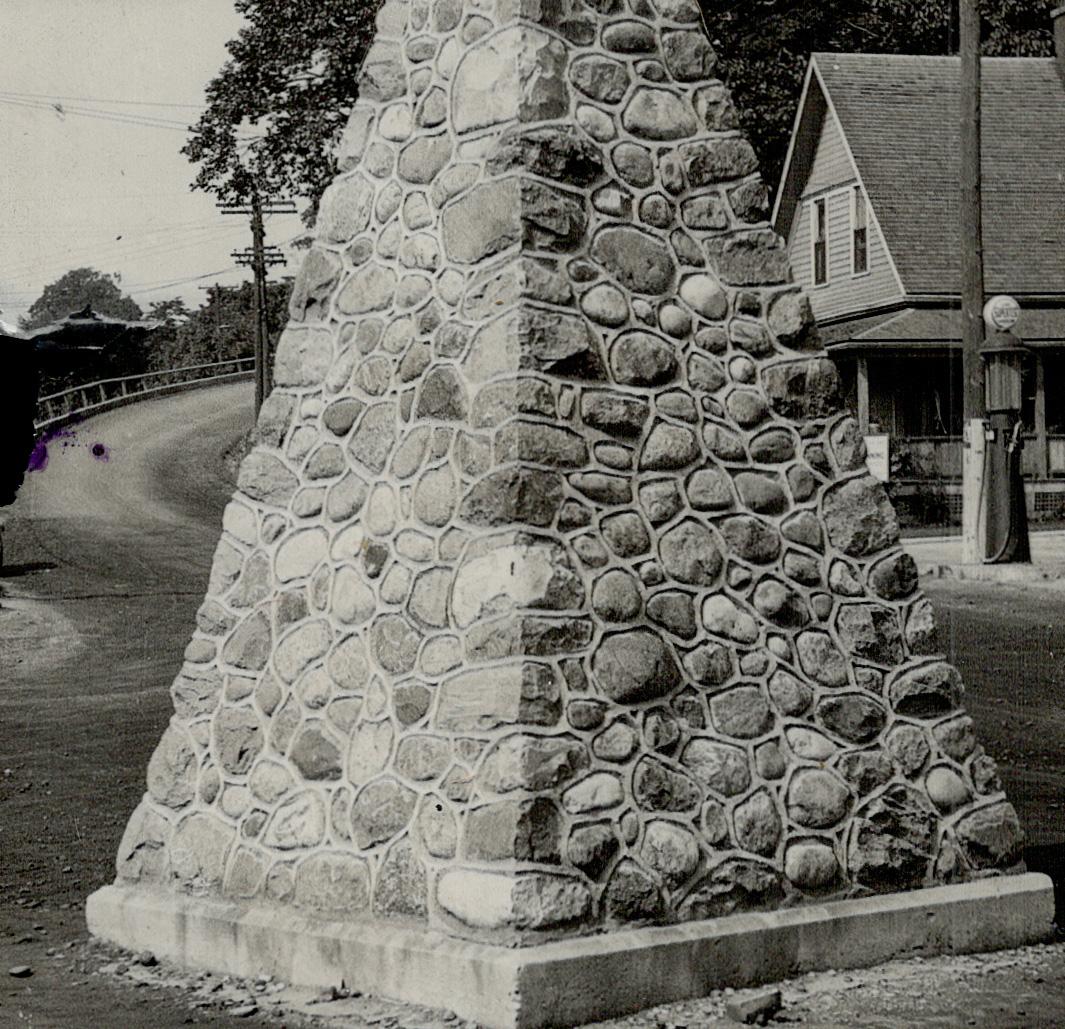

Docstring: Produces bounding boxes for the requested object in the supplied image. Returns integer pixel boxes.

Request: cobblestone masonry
[113,0,1024,945]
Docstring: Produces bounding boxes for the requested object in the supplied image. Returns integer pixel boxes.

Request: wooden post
[960,0,987,562]
[1034,351,1049,479]
[250,190,268,419]
[856,356,870,433]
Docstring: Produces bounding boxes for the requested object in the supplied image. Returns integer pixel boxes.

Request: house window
[812,198,828,285]
[852,186,869,274]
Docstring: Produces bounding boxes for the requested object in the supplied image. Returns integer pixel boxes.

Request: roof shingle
[814,53,1065,296]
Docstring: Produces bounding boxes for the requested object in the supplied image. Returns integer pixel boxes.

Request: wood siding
[785,107,902,322]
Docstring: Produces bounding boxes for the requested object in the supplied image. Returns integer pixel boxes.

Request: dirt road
[1,381,1063,1027]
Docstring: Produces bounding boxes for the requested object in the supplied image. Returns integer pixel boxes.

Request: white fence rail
[34,357,255,431]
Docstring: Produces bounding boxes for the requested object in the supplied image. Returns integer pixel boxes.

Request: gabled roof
[775,53,1065,298]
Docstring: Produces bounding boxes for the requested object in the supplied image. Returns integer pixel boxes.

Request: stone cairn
[114,0,1023,945]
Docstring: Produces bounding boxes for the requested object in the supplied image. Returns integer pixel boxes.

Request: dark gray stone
[632,756,701,812]
[592,629,683,704]
[848,784,937,891]
[659,519,723,586]
[817,695,888,744]
[591,226,677,295]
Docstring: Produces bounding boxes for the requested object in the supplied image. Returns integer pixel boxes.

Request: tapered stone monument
[88,1,1052,1025]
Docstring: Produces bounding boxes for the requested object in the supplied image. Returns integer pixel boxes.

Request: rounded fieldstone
[786,769,851,828]
[576,103,616,141]
[822,476,900,558]
[786,727,839,762]
[682,642,734,686]
[847,784,937,890]
[214,707,263,776]
[592,569,643,622]
[657,302,691,338]
[622,87,698,140]
[686,467,733,511]
[660,519,723,586]
[710,686,773,740]
[726,389,769,427]
[888,662,963,718]
[784,841,839,889]
[568,699,606,731]
[640,422,699,470]
[633,756,701,812]
[644,708,681,752]
[603,859,666,922]
[752,578,809,628]
[640,820,701,891]
[796,630,849,687]
[701,595,758,643]
[955,802,1022,869]
[679,274,728,319]
[571,55,630,103]
[828,559,863,597]
[681,738,750,797]
[925,765,971,814]
[147,724,197,809]
[563,772,625,814]
[662,29,717,80]
[783,550,821,587]
[755,740,787,780]
[719,516,782,565]
[733,789,782,856]
[600,511,651,558]
[817,694,888,744]
[593,719,640,763]
[613,141,655,186]
[905,598,938,654]
[610,330,678,386]
[680,858,783,921]
[750,429,796,464]
[580,282,629,326]
[886,723,931,776]
[592,629,683,705]
[592,227,677,295]
[647,590,697,640]
[568,823,620,879]
[350,778,417,850]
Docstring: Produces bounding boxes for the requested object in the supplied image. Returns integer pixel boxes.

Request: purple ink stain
[27,425,77,473]
[26,418,86,474]
[91,442,110,461]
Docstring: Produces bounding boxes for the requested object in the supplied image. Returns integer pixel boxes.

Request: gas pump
[980,295,1031,564]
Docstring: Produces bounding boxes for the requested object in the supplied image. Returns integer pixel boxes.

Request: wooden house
[773,19,1065,519]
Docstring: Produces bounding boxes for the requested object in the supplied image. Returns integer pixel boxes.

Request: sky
[0,0,306,325]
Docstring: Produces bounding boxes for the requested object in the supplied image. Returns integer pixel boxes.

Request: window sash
[811,199,828,285]
[851,187,869,275]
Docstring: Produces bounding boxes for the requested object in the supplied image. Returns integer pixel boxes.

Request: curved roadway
[1,381,253,911]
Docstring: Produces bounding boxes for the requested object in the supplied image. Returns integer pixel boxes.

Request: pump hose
[984,420,1023,564]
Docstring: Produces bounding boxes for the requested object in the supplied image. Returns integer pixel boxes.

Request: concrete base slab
[87,874,1055,1029]
[919,560,1065,588]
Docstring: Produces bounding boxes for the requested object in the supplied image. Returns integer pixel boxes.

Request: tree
[145,281,292,373]
[182,0,377,217]
[21,267,142,331]
[705,0,1055,192]
[183,0,1055,216]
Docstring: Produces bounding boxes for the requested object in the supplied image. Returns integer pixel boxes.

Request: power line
[0,95,192,132]
[0,224,246,283]
[0,88,204,109]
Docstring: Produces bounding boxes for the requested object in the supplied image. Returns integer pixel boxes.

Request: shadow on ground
[0,560,58,577]
[1025,844,1065,929]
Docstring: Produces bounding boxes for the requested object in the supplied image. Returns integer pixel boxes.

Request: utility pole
[220,190,295,417]
[960,0,987,563]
